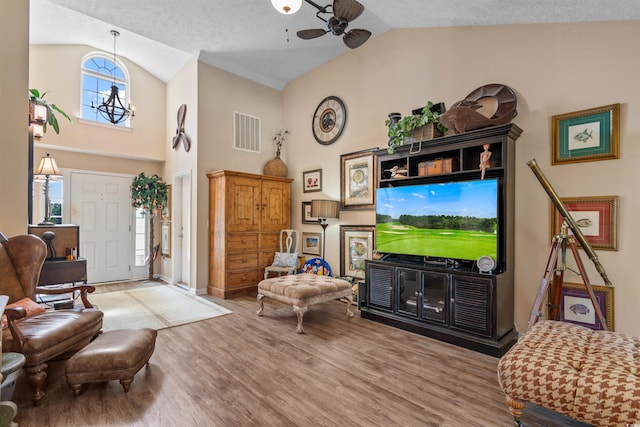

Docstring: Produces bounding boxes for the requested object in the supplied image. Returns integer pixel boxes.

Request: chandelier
[92,30,135,125]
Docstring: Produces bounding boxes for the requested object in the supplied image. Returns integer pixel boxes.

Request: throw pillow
[272,252,298,268]
[2,297,45,328]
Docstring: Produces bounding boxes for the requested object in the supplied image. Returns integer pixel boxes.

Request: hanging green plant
[131,173,168,214]
[131,172,168,280]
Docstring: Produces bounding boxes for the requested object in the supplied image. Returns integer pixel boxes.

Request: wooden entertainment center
[360,123,522,356]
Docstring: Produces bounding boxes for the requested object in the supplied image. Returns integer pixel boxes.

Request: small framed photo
[303,169,322,193]
[302,201,320,224]
[340,225,374,279]
[301,232,322,256]
[551,196,618,250]
[161,221,171,258]
[340,149,376,210]
[551,103,620,165]
[553,282,614,331]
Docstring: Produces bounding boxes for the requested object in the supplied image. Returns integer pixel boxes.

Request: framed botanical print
[551,103,620,165]
[161,221,171,258]
[551,196,618,250]
[303,169,322,193]
[340,149,376,210]
[340,225,374,279]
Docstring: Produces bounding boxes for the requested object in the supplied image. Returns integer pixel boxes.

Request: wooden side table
[38,257,87,286]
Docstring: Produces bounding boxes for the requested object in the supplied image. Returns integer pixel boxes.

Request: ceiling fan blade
[297,28,329,40]
[343,29,371,49]
[333,0,365,22]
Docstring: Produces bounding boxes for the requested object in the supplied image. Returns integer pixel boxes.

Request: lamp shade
[34,153,62,177]
[311,199,340,219]
[271,0,302,14]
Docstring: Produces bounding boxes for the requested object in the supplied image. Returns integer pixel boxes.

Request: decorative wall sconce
[29,101,47,140]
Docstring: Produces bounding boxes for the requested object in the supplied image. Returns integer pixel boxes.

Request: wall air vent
[233,111,261,153]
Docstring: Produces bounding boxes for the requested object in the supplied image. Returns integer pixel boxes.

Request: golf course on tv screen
[375,179,498,261]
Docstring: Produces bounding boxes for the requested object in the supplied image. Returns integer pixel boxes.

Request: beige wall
[193,62,284,294]
[29,45,166,161]
[283,22,640,337]
[162,58,199,289]
[0,1,29,236]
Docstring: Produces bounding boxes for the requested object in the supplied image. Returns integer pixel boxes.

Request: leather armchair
[1,234,103,406]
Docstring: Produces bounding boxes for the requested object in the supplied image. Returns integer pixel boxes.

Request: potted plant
[131,173,168,280]
[385,101,447,154]
[29,88,72,134]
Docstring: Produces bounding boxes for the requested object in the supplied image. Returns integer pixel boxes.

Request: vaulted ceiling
[30,0,640,90]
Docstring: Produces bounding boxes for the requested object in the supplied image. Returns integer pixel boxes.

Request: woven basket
[404,123,443,144]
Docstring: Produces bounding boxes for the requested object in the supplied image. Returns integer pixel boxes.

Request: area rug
[89,285,232,331]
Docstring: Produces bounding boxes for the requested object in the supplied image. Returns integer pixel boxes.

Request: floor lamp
[311,199,340,275]
[33,152,62,225]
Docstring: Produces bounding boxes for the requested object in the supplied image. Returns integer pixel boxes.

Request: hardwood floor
[12,281,589,426]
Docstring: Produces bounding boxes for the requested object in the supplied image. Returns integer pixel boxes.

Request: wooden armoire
[207,170,292,298]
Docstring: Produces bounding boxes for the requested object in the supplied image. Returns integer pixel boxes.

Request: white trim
[76,117,132,131]
[35,142,163,163]
[81,51,131,82]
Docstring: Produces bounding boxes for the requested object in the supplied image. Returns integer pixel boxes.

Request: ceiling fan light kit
[297,0,371,48]
[271,0,303,14]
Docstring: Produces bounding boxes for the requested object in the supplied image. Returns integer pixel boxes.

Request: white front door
[70,172,131,283]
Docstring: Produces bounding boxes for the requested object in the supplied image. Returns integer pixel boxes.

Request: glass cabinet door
[397,268,419,317]
[422,271,448,324]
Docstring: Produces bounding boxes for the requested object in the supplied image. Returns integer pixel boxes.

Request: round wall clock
[312,96,346,145]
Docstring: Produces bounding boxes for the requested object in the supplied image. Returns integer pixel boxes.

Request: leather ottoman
[65,328,157,396]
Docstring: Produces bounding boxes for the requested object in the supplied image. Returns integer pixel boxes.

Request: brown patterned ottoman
[65,328,157,396]
[497,320,640,427]
[257,275,354,333]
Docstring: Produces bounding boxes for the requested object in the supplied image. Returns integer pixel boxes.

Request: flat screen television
[376,178,500,264]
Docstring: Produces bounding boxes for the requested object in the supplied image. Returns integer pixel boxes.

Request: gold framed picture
[551,103,620,165]
[340,149,376,210]
[551,195,618,251]
[552,282,614,331]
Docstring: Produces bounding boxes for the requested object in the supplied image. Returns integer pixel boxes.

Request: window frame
[80,52,132,127]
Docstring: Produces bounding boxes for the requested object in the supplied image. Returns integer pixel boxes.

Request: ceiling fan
[297,0,372,49]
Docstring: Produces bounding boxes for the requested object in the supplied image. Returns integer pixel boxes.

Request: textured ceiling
[30,0,640,90]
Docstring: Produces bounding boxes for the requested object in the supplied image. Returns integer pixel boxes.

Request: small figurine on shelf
[479,144,492,180]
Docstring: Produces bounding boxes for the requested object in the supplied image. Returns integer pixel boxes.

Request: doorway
[172,172,191,289]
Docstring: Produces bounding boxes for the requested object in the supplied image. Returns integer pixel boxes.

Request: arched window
[81,53,131,126]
